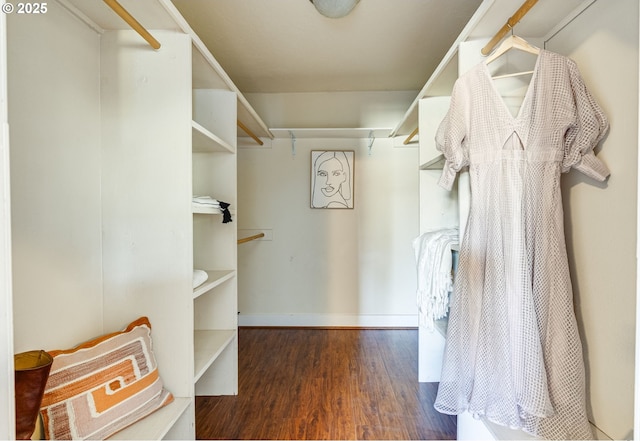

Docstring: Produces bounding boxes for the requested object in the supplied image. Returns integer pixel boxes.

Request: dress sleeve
[562,59,610,181]
[436,80,469,191]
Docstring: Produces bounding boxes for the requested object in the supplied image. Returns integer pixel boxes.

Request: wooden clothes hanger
[485,35,540,79]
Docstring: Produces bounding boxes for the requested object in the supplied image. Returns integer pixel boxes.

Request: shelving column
[0,12,14,440]
[100,29,195,439]
[191,89,238,396]
[416,96,459,382]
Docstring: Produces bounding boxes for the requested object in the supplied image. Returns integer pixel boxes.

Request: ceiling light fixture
[309,0,360,18]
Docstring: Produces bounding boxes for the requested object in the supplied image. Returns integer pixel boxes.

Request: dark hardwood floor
[195,327,456,440]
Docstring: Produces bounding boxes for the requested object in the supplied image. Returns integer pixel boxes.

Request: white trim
[542,0,598,44]
[635,0,640,436]
[55,0,105,34]
[238,313,418,328]
[0,9,15,439]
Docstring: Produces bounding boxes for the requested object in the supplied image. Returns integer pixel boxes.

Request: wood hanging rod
[403,127,419,145]
[481,0,539,56]
[103,0,161,50]
[238,233,265,244]
[238,120,264,146]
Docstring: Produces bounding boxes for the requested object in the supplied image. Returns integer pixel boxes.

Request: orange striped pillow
[41,317,174,440]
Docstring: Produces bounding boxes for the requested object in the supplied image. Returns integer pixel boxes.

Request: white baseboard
[237,313,418,328]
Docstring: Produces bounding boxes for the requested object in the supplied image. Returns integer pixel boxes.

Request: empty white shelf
[193,270,236,299]
[194,329,236,383]
[108,397,191,440]
[270,127,392,139]
[420,154,446,170]
[192,120,234,153]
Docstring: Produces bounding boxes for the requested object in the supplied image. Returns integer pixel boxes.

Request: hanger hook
[288,130,296,157]
[368,130,375,155]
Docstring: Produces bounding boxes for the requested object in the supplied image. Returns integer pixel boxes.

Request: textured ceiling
[171,0,485,93]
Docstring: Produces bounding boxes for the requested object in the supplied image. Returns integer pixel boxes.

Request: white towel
[192,195,221,208]
[192,195,233,223]
[412,229,459,330]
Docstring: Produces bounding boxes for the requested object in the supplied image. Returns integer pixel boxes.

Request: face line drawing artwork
[311,150,354,209]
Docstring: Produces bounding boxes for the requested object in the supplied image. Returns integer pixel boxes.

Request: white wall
[547,1,638,438]
[237,136,419,327]
[7,2,104,351]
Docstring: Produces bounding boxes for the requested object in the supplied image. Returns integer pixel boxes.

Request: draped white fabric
[434,50,609,440]
[413,229,459,330]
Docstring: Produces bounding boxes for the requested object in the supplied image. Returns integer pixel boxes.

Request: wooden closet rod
[238,233,265,244]
[481,0,539,55]
[403,127,419,145]
[238,120,264,146]
[103,0,161,50]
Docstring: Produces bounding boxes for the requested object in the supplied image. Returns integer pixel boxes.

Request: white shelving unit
[191,88,238,397]
[192,121,235,153]
[416,97,458,385]
[193,270,236,299]
[1,0,260,438]
[110,398,193,441]
[417,96,459,237]
[418,97,452,169]
[99,28,195,439]
[193,330,236,383]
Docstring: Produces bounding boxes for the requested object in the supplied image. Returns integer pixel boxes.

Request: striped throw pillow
[40,317,174,440]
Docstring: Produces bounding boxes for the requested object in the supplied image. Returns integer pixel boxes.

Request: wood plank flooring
[195,328,456,440]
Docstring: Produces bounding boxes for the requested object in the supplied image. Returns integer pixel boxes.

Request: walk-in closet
[0,0,638,439]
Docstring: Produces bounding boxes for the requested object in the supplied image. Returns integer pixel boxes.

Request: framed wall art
[310,150,355,209]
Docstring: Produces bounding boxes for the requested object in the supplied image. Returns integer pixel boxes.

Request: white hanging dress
[434,49,609,440]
